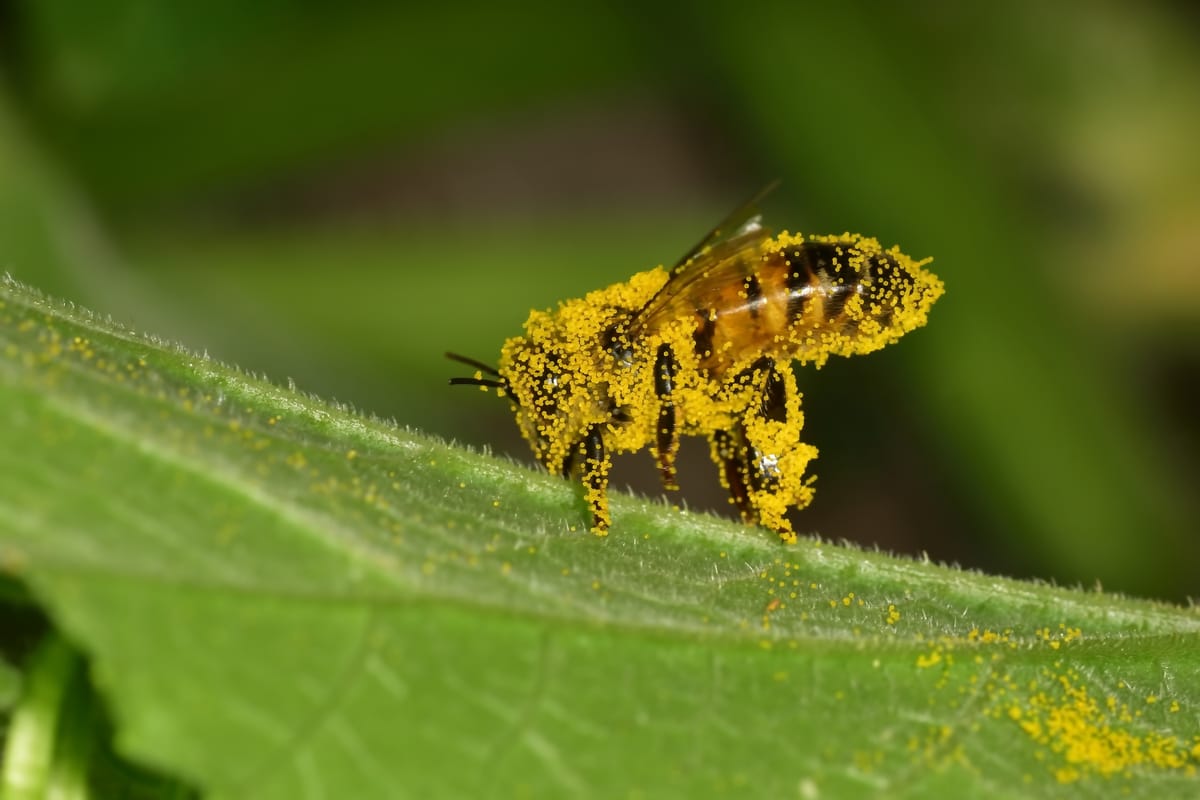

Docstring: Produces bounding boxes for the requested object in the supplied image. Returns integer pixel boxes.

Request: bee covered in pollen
[449,185,944,543]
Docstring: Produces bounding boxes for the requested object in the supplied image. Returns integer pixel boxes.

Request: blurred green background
[1,0,1196,600]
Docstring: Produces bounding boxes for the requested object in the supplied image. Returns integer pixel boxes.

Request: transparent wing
[630,181,779,333]
[668,179,780,275]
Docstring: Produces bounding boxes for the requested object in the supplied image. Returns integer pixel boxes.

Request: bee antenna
[448,376,507,390]
[445,351,501,376]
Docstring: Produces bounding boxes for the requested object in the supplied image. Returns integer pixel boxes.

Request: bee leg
[710,361,813,544]
[710,359,784,525]
[712,428,756,523]
[742,434,789,542]
[740,362,815,544]
[580,423,612,534]
[558,424,611,533]
[757,358,789,424]
[653,343,680,491]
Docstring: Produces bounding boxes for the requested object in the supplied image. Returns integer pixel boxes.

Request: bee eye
[528,369,561,415]
[602,320,634,366]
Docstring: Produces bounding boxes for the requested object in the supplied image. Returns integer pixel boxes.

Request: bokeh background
[1,1,1196,600]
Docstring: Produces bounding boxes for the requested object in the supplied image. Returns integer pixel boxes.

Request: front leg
[562,423,613,534]
[653,343,680,491]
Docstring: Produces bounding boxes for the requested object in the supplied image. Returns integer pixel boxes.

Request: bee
[449,185,943,543]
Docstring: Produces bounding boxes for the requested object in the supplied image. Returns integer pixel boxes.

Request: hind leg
[712,428,755,522]
[708,361,817,544]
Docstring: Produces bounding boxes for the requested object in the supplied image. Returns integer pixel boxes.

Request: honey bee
[449,185,943,543]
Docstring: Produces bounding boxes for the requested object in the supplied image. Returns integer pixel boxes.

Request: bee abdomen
[783,241,913,332]
[692,264,794,372]
[689,237,927,373]
[785,241,857,323]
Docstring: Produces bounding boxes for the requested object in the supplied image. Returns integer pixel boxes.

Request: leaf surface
[2,276,1198,798]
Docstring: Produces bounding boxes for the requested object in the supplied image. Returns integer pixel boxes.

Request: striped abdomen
[687,240,914,375]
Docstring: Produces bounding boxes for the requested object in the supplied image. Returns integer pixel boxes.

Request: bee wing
[670,180,779,274]
[630,181,779,332]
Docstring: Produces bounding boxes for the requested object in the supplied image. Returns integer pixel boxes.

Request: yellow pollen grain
[1011,669,1196,781]
[916,648,943,669]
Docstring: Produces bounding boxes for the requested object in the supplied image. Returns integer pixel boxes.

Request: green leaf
[2,275,1199,799]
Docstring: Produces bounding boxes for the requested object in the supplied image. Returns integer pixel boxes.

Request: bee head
[494,335,593,471]
[448,346,571,467]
